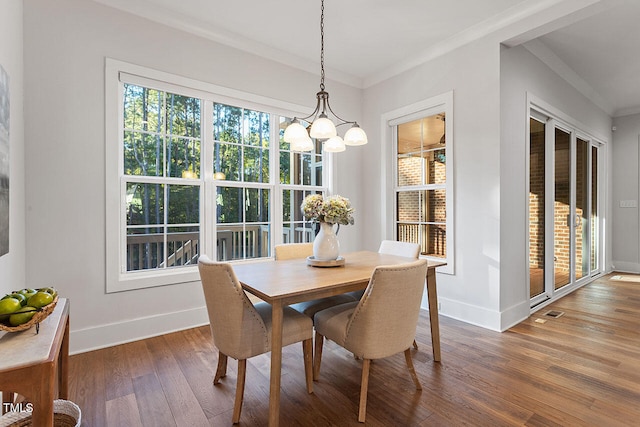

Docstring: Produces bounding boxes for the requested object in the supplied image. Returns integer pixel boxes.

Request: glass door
[553,127,571,291]
[528,113,601,307]
[528,117,546,300]
[590,145,600,274]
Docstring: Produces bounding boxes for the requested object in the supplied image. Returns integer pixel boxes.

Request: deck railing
[127,224,446,271]
[126,231,199,271]
[126,225,275,271]
[397,223,446,257]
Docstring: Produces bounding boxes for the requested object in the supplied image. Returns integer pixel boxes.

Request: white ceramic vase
[313,222,340,261]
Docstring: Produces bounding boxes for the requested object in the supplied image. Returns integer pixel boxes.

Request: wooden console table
[0,298,69,427]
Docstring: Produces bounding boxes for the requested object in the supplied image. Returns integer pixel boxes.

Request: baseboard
[499,300,530,331]
[434,297,502,332]
[69,306,209,354]
[610,261,640,274]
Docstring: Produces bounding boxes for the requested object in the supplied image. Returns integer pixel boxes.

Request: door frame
[526,95,606,310]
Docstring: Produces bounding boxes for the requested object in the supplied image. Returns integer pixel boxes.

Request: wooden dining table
[232,250,445,426]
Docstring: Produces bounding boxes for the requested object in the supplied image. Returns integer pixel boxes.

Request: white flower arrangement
[301,194,355,226]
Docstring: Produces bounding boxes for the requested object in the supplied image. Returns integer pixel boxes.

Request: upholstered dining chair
[312,259,429,423]
[346,239,420,301]
[346,240,421,350]
[274,243,357,319]
[198,255,314,424]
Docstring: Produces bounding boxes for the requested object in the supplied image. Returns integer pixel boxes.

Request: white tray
[306,256,345,268]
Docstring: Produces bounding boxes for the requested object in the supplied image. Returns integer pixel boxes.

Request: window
[279,116,324,244]
[383,92,453,274]
[106,59,328,292]
[123,84,201,273]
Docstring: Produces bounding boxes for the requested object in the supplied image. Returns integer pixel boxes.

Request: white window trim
[105,58,330,293]
[380,91,454,274]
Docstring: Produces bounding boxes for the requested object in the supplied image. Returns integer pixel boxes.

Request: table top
[0,298,69,371]
[233,250,445,305]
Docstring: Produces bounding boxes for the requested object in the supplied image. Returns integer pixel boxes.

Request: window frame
[106,59,331,292]
[381,91,454,274]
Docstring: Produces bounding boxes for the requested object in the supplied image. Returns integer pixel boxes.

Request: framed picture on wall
[0,64,9,257]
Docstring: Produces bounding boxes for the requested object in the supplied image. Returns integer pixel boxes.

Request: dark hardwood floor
[67,273,640,426]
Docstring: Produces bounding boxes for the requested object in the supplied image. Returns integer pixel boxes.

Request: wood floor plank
[124,337,157,379]
[68,349,107,426]
[163,326,227,419]
[143,335,210,426]
[67,272,640,426]
[103,343,134,401]
[131,373,176,427]
[105,393,143,427]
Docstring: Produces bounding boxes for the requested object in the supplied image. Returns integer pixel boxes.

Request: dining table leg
[268,300,284,426]
[426,267,441,362]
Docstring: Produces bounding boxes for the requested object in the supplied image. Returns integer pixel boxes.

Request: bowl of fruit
[0,287,58,333]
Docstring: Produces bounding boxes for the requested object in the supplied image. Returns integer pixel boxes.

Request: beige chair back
[198,255,269,360]
[378,240,420,258]
[274,242,313,260]
[344,259,428,359]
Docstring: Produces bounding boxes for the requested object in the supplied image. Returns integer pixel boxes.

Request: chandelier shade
[283,0,367,153]
[283,120,309,143]
[324,136,346,152]
[344,124,368,146]
[309,114,337,139]
[291,134,315,152]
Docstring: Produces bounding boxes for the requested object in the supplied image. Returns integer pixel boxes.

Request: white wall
[0,0,26,296]
[361,37,504,330]
[23,0,362,353]
[359,35,614,332]
[500,43,613,327]
[611,113,640,272]
[20,0,624,352]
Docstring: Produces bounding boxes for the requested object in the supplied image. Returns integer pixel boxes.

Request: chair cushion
[316,260,428,359]
[313,301,359,345]
[254,302,313,348]
[290,294,357,320]
[344,290,364,301]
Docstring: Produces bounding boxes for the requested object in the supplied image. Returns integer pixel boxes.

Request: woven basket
[0,399,81,427]
[0,296,58,333]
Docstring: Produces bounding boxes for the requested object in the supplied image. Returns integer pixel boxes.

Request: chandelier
[283,0,368,153]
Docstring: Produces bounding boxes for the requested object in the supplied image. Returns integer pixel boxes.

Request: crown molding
[91,0,363,88]
[363,0,604,88]
[523,39,614,116]
[93,0,615,93]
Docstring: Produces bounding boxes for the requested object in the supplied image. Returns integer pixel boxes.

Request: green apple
[27,292,54,309]
[0,297,22,321]
[39,287,58,299]
[3,293,27,306]
[18,288,37,300]
[9,306,37,326]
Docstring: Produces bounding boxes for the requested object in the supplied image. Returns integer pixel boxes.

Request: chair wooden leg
[358,359,371,423]
[232,359,247,424]
[313,332,324,381]
[404,348,422,390]
[214,352,228,384]
[412,338,418,350]
[302,339,314,393]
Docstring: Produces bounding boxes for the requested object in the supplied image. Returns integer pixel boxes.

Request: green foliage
[123,84,201,178]
[122,83,325,267]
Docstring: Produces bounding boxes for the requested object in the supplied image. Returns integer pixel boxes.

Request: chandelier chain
[320,0,325,91]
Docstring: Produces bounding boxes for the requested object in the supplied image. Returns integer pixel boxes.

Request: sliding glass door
[528,112,601,307]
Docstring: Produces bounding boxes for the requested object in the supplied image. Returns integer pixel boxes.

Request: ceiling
[94,0,640,117]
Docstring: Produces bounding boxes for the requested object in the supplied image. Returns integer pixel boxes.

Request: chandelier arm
[295,99,322,123]
[325,100,357,126]
[335,121,358,128]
